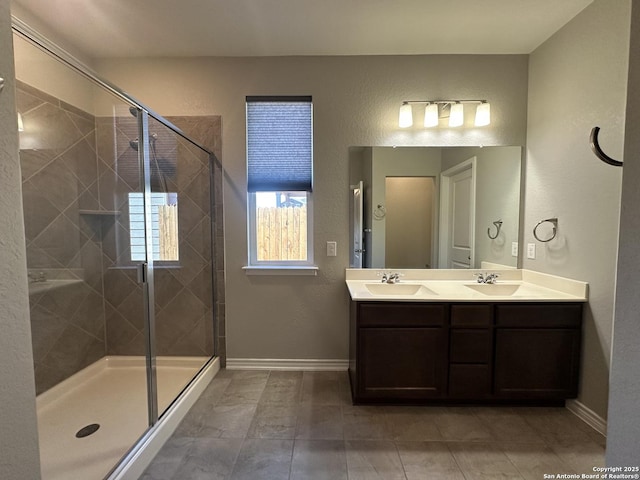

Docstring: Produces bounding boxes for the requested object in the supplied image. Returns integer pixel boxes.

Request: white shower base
[36,355,210,480]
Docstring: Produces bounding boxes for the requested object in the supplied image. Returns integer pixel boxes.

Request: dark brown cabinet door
[357,326,447,399]
[494,328,581,399]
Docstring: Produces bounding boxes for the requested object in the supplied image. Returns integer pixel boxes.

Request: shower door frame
[137,110,160,425]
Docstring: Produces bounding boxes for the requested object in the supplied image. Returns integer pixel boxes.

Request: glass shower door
[14,25,216,479]
[15,33,154,477]
[145,115,215,417]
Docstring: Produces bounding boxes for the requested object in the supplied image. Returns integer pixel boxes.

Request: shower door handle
[136,262,148,284]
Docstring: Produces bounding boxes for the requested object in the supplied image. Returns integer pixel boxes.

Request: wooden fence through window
[257,206,307,261]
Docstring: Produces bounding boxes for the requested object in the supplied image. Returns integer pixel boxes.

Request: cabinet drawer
[495,304,582,328]
[451,304,492,327]
[450,330,492,363]
[358,303,446,328]
[449,364,491,398]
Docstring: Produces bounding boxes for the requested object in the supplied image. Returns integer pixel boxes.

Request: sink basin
[465,283,522,296]
[365,283,438,296]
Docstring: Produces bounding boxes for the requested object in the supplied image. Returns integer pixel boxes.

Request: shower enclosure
[13,20,222,480]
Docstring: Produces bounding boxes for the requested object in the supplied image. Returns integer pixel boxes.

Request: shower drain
[75,423,100,438]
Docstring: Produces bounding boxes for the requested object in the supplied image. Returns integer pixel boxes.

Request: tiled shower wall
[17,81,224,394]
[166,116,225,365]
[18,81,106,394]
[95,113,223,360]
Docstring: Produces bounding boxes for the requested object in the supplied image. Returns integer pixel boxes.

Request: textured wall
[525,0,630,419]
[94,54,529,362]
[607,1,640,466]
[0,2,42,477]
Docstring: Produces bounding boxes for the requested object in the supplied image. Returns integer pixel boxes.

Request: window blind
[246,96,313,192]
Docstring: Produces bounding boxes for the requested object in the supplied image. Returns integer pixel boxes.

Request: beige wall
[0,2,42,477]
[607,1,640,466]
[525,0,630,419]
[93,55,528,361]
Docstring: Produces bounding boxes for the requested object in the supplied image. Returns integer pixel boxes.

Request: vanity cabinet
[493,304,582,400]
[350,303,448,401]
[349,301,583,404]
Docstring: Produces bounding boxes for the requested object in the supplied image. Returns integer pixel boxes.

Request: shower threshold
[36,355,210,480]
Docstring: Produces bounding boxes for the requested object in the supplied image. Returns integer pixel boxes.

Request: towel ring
[373,204,386,220]
[487,219,503,240]
[533,217,558,243]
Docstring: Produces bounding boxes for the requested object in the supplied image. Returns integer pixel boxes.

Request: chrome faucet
[485,273,500,284]
[28,271,47,283]
[387,272,401,284]
[474,272,499,284]
[380,272,402,284]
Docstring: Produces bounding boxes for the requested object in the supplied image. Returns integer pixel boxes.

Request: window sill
[243,266,319,276]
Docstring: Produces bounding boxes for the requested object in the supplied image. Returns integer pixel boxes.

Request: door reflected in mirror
[349,146,522,269]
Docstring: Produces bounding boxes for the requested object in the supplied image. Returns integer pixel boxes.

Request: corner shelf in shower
[79,210,121,216]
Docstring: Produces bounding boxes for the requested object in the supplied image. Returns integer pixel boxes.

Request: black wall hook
[590,126,623,167]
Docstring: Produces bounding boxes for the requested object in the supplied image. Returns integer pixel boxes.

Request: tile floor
[140,369,605,480]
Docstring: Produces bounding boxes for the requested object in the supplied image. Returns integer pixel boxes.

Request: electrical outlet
[327,241,337,257]
[527,243,536,259]
[511,242,518,257]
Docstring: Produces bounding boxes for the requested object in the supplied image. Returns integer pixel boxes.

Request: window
[129,192,179,262]
[246,96,313,267]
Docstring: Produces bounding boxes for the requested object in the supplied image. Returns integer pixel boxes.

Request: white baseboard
[226,358,349,371]
[566,399,607,436]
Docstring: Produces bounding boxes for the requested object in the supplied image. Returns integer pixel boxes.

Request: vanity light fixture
[423,103,439,127]
[17,112,24,132]
[398,99,491,128]
[398,103,413,128]
[449,102,464,127]
[475,101,491,127]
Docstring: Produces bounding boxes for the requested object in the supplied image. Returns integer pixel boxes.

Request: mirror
[349,146,522,269]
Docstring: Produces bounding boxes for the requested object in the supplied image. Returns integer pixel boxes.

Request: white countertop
[345,268,588,302]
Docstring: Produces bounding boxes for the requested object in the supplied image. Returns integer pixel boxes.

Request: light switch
[327,241,337,257]
[527,243,536,259]
[511,242,518,257]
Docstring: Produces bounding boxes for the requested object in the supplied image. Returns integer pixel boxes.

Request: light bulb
[449,103,464,127]
[475,102,491,126]
[424,103,439,127]
[398,103,413,128]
